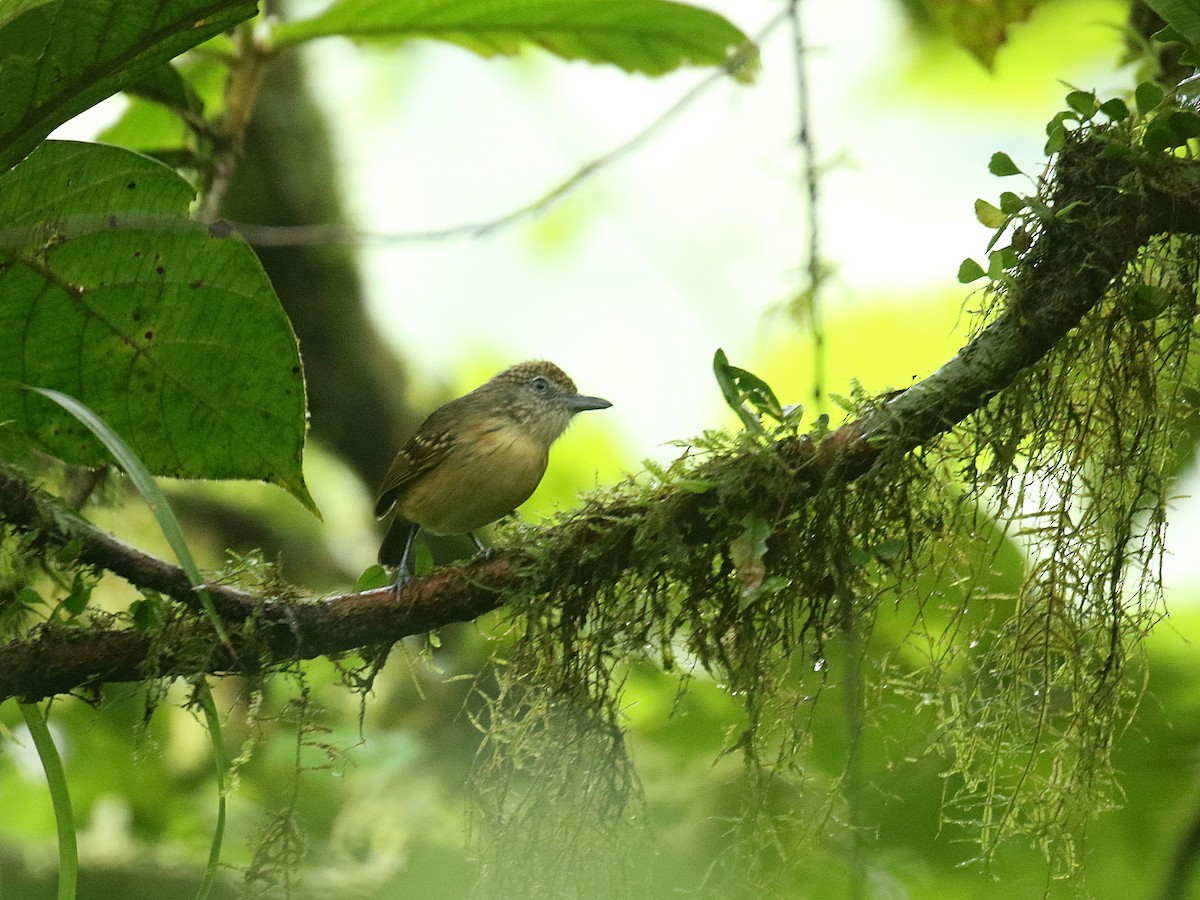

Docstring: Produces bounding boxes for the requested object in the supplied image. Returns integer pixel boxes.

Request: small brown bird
[375,360,611,587]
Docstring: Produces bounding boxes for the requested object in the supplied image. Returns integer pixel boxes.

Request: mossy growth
[2,97,1198,898]
[465,120,1200,895]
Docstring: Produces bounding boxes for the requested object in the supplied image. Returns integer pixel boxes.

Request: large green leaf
[1146,0,1200,58]
[0,141,316,513]
[272,0,753,78]
[0,0,258,172]
[0,0,55,28]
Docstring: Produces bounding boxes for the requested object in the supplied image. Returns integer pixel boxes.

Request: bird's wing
[374,399,476,518]
[374,428,457,518]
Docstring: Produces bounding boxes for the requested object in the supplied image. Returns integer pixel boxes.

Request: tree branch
[3,137,1200,702]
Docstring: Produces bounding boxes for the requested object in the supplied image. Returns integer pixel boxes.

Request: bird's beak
[568,394,612,412]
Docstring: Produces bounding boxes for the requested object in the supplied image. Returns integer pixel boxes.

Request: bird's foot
[469,532,491,558]
[391,565,411,601]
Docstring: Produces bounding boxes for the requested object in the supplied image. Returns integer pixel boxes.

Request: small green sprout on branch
[713,348,804,437]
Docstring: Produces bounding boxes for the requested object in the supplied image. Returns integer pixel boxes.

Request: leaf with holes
[0,141,317,513]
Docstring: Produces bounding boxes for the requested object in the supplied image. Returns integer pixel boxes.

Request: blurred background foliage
[5,0,1200,897]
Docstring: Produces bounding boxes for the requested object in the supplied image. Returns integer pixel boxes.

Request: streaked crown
[474,360,609,442]
[484,360,577,398]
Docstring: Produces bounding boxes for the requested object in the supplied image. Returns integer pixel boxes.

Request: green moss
[466,122,1200,894]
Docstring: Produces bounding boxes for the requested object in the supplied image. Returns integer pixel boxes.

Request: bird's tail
[378,517,416,566]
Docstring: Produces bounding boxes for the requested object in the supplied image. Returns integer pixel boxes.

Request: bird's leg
[469,532,489,557]
[392,523,421,598]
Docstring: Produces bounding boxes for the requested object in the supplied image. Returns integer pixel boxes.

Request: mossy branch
[3,137,1200,703]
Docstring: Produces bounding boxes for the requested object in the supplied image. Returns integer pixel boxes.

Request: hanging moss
[464,120,1200,895]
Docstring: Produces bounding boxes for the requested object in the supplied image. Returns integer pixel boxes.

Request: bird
[374,360,611,589]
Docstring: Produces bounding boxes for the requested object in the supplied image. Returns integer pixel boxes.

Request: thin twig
[227,14,787,247]
[788,0,827,411]
[197,21,275,222]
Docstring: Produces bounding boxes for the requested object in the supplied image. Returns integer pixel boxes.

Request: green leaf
[998,191,1024,215]
[125,62,202,114]
[1065,89,1097,118]
[1045,110,1073,133]
[0,141,317,513]
[974,198,1009,229]
[985,247,1020,281]
[55,536,83,564]
[1154,23,1186,44]
[61,574,90,615]
[957,258,986,283]
[1098,97,1130,121]
[987,152,1021,177]
[355,564,391,591]
[272,0,754,79]
[1146,0,1200,59]
[1044,121,1068,155]
[846,547,871,567]
[1142,119,1178,153]
[1125,284,1173,320]
[810,412,830,440]
[100,55,227,154]
[15,586,44,608]
[0,0,55,30]
[987,247,1019,277]
[714,349,766,434]
[1135,81,1165,114]
[131,595,165,631]
[411,541,435,577]
[871,537,908,562]
[1026,196,1056,220]
[97,97,197,158]
[1169,110,1200,141]
[729,513,770,600]
[713,348,783,435]
[848,537,909,569]
[0,0,257,172]
[676,477,717,494]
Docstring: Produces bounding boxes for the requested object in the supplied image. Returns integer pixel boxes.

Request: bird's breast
[398,423,549,535]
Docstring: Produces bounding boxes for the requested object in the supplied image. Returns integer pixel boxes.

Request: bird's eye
[530,376,550,393]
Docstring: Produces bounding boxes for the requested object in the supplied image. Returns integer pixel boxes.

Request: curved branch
[3,138,1200,703]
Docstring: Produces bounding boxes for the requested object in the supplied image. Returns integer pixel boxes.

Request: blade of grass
[26,386,231,645]
[25,386,230,900]
[18,701,78,900]
[192,682,228,900]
